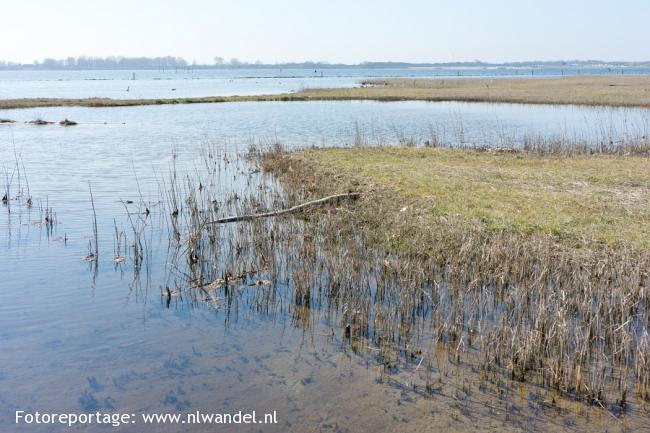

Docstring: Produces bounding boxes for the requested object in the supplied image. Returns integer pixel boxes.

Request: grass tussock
[59,118,77,126]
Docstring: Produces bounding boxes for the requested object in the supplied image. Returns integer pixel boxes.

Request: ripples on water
[1,100,649,432]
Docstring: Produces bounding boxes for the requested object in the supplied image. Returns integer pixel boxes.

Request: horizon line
[2,56,650,70]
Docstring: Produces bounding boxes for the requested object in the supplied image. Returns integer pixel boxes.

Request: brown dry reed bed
[249,143,650,416]
[2,75,650,109]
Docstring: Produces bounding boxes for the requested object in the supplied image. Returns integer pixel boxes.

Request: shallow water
[1,100,648,153]
[1,100,649,432]
[1,65,649,100]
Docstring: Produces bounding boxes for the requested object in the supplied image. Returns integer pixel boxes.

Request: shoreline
[2,75,650,110]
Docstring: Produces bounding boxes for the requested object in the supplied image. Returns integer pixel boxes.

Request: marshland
[3,75,650,110]
[2,66,650,433]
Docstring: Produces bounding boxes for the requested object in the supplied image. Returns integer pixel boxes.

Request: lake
[1,97,649,432]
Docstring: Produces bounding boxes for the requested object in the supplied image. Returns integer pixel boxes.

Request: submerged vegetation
[1,75,649,109]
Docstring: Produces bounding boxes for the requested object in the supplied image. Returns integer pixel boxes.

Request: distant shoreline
[1,75,650,110]
[2,58,650,71]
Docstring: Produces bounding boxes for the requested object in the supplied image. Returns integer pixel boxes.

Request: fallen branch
[207,192,360,224]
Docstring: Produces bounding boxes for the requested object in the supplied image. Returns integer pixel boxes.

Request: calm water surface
[1,100,649,432]
[2,66,649,100]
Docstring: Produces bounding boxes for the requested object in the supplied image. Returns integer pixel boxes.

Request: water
[1,101,648,153]
[1,100,649,432]
[1,65,650,100]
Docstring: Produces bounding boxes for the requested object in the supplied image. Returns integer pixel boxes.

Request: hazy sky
[2,0,648,64]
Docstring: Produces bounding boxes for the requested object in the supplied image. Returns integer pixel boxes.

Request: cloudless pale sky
[1,0,648,64]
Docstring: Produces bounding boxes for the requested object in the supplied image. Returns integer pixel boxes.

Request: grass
[276,146,650,250]
[1,75,650,109]
[259,144,650,408]
[353,75,650,107]
[0,95,271,109]
[125,144,650,411]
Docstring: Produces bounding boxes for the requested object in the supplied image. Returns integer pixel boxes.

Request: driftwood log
[207,192,360,224]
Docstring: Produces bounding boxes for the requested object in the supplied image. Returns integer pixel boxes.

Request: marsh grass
[107,140,650,421]
[355,76,650,107]
[521,136,650,156]
[2,144,32,214]
[256,144,650,411]
[0,95,279,110]
[279,146,650,248]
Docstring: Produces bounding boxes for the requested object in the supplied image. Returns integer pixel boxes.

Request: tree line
[0,56,648,71]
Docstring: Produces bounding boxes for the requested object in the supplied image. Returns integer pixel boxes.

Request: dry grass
[259,145,650,409]
[0,95,263,109]
[351,76,650,107]
[275,146,650,250]
[2,75,650,109]
[133,144,650,414]
[0,93,338,109]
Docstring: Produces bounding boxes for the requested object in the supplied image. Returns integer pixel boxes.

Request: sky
[1,0,648,64]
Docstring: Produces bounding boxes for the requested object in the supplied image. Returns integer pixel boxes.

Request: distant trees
[0,56,190,70]
[42,58,61,69]
[0,57,648,71]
